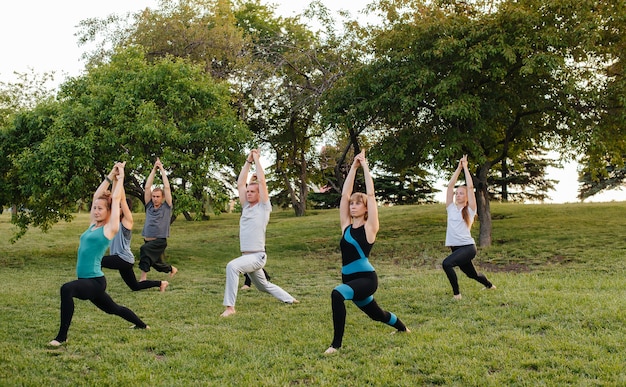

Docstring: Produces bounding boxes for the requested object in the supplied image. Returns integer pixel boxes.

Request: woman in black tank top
[324,150,410,354]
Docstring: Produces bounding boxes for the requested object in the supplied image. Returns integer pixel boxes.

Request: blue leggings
[330,271,407,349]
[442,244,492,295]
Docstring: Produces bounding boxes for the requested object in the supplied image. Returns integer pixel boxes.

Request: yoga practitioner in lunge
[325,150,409,354]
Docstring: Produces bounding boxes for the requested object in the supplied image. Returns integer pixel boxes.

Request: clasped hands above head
[111,162,126,180]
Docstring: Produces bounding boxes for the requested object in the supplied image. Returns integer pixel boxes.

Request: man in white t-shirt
[220,150,298,317]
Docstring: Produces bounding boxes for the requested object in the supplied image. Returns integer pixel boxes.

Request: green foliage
[326,0,626,245]
[2,47,250,240]
[0,70,55,126]
[488,148,560,202]
[578,160,626,200]
[78,0,360,218]
[374,172,438,205]
[0,71,56,216]
[6,0,625,242]
[135,0,249,81]
[307,190,341,209]
[1,202,626,385]
[237,3,357,216]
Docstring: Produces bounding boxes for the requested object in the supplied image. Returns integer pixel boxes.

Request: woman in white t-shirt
[443,155,495,300]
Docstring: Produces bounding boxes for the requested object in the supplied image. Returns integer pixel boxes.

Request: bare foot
[48,340,64,347]
[324,347,337,354]
[160,281,169,292]
[139,271,147,282]
[169,266,178,278]
[240,285,251,290]
[288,299,300,304]
[392,327,411,334]
[220,306,236,317]
[453,294,462,300]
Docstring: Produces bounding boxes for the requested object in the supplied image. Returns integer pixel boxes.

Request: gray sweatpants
[223,252,295,306]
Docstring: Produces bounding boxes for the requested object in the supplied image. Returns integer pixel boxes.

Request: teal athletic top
[76,224,110,278]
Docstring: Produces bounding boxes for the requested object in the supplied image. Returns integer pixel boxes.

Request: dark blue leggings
[54,276,146,342]
[442,244,492,295]
[330,271,407,349]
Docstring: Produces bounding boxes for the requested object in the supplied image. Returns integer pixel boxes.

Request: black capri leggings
[102,255,161,291]
[442,244,492,295]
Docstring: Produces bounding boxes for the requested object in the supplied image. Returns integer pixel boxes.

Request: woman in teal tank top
[49,163,148,346]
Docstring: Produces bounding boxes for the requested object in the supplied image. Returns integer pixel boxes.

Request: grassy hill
[1,202,625,386]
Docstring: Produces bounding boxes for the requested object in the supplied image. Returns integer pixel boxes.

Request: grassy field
[1,202,625,386]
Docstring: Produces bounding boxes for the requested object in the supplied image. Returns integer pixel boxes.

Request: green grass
[1,202,625,386]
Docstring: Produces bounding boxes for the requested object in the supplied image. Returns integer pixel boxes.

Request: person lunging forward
[49,162,148,346]
[101,168,168,292]
[325,150,409,354]
[442,155,495,300]
[139,158,177,282]
[220,149,298,317]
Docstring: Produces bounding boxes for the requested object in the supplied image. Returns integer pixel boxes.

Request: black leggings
[330,271,407,349]
[101,255,161,291]
[243,268,270,287]
[442,244,492,295]
[53,276,147,342]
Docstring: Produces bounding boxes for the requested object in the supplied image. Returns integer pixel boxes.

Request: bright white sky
[1,0,623,203]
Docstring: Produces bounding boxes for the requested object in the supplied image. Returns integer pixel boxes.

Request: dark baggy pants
[139,238,172,273]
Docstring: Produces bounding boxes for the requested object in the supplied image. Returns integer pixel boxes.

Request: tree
[578,161,626,200]
[3,47,250,241]
[78,0,358,216]
[5,100,98,240]
[373,170,438,205]
[576,1,626,199]
[326,0,625,246]
[488,148,559,202]
[234,1,364,216]
[0,70,55,126]
[0,70,56,216]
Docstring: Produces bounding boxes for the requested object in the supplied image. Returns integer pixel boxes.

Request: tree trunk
[475,163,492,247]
[284,171,307,217]
[501,158,509,202]
[292,155,309,217]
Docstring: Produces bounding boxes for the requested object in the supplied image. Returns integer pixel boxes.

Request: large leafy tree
[0,71,56,215]
[4,47,249,240]
[242,21,352,215]
[78,0,361,216]
[77,0,243,73]
[576,2,626,199]
[326,0,625,246]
